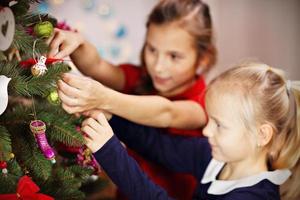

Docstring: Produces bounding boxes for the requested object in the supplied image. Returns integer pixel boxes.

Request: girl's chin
[153,83,171,93]
[211,151,226,162]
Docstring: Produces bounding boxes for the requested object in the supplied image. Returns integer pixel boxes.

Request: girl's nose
[154,56,167,74]
[203,124,212,138]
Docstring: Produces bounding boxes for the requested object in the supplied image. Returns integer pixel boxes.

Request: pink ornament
[77,146,101,174]
[30,120,56,164]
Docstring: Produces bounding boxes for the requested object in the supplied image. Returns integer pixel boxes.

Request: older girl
[50,0,216,198]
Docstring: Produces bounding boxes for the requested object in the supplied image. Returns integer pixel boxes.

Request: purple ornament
[30,120,56,164]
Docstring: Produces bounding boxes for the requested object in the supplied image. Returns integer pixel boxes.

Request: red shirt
[118,63,207,200]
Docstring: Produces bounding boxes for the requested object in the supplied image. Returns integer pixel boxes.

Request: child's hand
[81,112,114,153]
[82,109,113,121]
[47,28,84,59]
[57,73,113,114]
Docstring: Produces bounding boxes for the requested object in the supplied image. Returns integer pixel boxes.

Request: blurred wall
[42,0,300,81]
[208,0,300,80]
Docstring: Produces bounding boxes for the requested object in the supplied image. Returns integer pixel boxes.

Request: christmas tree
[0,1,103,199]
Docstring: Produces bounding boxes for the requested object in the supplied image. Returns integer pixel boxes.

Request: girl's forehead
[146,22,195,48]
[206,90,242,114]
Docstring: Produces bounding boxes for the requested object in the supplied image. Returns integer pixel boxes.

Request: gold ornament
[9,153,15,159]
[30,56,47,77]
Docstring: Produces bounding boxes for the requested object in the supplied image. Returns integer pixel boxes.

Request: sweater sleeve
[93,135,174,200]
[119,64,143,94]
[109,116,212,176]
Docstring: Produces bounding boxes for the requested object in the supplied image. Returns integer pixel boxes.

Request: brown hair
[137,0,217,94]
[207,62,300,200]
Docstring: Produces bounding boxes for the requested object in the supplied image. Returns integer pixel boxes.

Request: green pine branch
[12,26,35,56]
[0,61,70,97]
[11,125,53,181]
[12,25,49,59]
[40,166,92,200]
[37,108,85,147]
[0,173,19,194]
[0,0,108,197]
[14,63,70,97]
[17,13,57,28]
[0,61,21,82]
[0,104,33,125]
[0,126,12,160]
[10,0,41,17]
[0,160,23,193]
[68,165,94,183]
[7,159,23,177]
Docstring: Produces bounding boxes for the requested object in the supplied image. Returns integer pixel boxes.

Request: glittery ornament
[77,146,101,174]
[0,161,8,174]
[34,21,54,38]
[0,161,7,169]
[31,56,47,77]
[9,153,14,159]
[2,168,8,174]
[47,89,60,105]
[30,120,56,164]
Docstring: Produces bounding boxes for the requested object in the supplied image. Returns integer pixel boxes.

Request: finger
[54,43,75,59]
[48,31,64,57]
[84,136,93,146]
[62,103,83,114]
[61,73,88,89]
[74,113,81,118]
[57,79,81,97]
[84,136,98,153]
[96,112,110,127]
[83,109,103,117]
[81,124,98,139]
[58,89,79,106]
[82,117,96,128]
[82,110,91,117]
[82,117,104,133]
[45,32,55,45]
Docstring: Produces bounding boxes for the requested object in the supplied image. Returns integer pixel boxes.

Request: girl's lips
[208,141,218,150]
[153,76,171,85]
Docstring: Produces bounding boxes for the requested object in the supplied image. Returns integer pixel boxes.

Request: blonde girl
[82,62,300,199]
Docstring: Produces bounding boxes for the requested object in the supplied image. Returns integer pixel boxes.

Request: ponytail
[280,81,300,200]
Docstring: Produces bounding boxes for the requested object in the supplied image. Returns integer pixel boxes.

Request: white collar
[201,159,291,195]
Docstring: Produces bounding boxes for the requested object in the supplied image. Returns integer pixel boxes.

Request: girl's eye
[170,53,183,61]
[147,45,156,53]
[170,53,181,61]
[171,54,178,60]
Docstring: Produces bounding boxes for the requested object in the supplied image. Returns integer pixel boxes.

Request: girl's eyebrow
[145,41,155,48]
[167,50,184,56]
[210,115,223,125]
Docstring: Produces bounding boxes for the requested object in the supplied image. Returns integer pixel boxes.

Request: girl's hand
[57,73,113,114]
[82,112,114,153]
[47,28,84,59]
[82,109,113,121]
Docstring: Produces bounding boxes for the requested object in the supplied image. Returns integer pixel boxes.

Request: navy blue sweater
[93,116,280,200]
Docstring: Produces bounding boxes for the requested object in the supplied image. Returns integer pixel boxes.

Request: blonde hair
[207,62,300,199]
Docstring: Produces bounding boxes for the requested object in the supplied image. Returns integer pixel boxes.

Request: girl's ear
[195,53,210,75]
[257,124,274,147]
